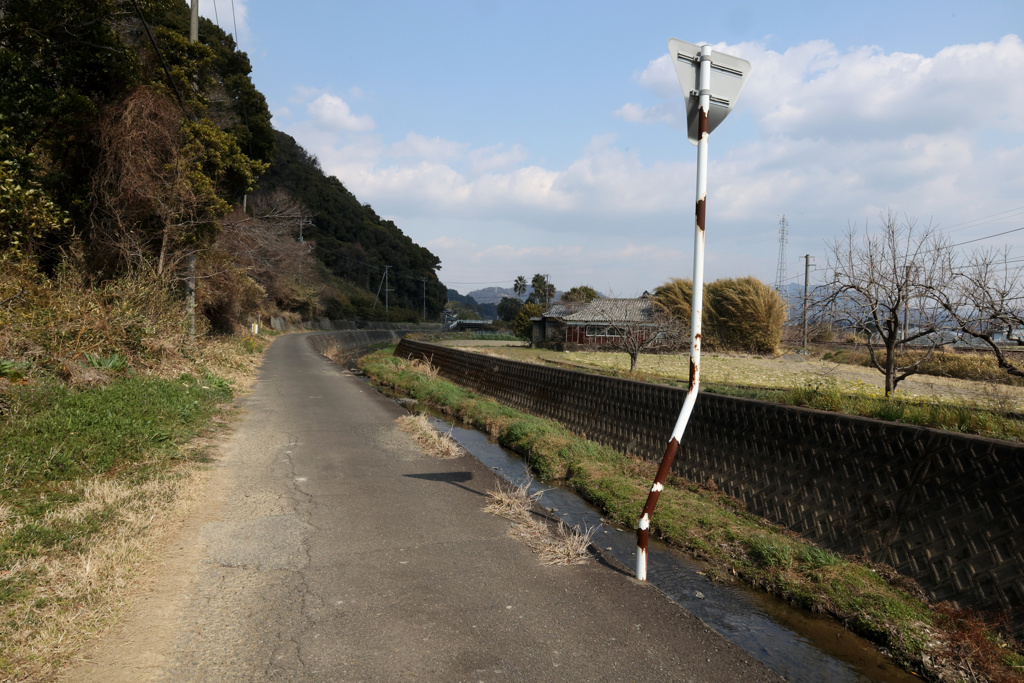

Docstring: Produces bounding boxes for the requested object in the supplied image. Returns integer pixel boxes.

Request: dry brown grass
[484,478,594,566]
[0,255,269,680]
[0,253,272,390]
[484,478,542,518]
[1,463,212,681]
[321,344,346,366]
[461,343,1024,411]
[395,413,464,459]
[407,356,440,379]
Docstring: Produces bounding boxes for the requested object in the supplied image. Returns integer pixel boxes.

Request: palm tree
[513,275,528,300]
[530,273,549,305]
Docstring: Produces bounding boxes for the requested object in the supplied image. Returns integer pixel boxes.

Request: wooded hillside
[254,131,446,320]
[1,0,444,328]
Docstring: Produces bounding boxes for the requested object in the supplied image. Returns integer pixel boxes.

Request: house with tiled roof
[531,294,661,347]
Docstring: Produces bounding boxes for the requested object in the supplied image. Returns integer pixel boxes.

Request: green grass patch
[357,347,1023,680]
[1,374,231,490]
[784,376,1024,441]
[0,373,233,600]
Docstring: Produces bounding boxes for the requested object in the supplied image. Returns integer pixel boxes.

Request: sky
[201,0,1024,297]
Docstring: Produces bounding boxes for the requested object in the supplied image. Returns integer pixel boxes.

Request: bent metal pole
[636,44,712,581]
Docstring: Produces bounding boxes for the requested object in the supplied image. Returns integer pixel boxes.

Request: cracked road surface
[70,333,782,682]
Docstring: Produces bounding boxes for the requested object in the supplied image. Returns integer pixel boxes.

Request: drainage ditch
[413,408,921,683]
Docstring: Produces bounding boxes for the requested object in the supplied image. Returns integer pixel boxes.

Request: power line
[442,279,517,286]
[130,0,190,116]
[946,225,1024,249]
[942,206,1024,233]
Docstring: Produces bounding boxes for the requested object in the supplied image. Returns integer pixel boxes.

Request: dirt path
[63,463,233,681]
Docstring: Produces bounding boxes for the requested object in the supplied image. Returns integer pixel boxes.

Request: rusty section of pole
[636,44,713,582]
[635,437,680,580]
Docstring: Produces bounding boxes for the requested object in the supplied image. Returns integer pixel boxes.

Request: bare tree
[90,87,222,279]
[585,297,685,373]
[214,190,323,313]
[932,245,1024,378]
[820,211,949,397]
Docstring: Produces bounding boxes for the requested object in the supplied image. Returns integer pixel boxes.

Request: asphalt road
[75,333,783,682]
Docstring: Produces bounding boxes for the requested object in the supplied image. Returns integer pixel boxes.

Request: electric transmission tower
[774,215,789,293]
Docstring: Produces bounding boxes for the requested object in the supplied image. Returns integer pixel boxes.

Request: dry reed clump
[484,478,542,518]
[705,277,788,355]
[0,253,271,389]
[654,276,787,354]
[407,356,439,379]
[484,478,594,566]
[395,413,464,459]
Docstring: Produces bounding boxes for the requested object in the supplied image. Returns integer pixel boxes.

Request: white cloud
[468,144,529,173]
[391,133,467,162]
[624,35,1024,140]
[307,93,375,132]
[280,36,1024,294]
[613,102,667,124]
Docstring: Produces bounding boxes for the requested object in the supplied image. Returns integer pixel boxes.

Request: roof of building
[544,296,657,324]
[541,301,587,319]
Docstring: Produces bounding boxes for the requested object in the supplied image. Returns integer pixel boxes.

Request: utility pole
[422,278,427,321]
[384,265,391,323]
[903,265,912,353]
[802,254,813,350]
[187,0,199,339]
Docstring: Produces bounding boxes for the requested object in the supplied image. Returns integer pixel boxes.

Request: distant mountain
[446,289,480,307]
[466,286,519,304]
[445,289,497,319]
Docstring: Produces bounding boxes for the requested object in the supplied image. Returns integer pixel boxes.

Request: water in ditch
[407,408,922,683]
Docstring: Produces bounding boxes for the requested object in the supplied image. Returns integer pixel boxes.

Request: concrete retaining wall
[270,317,441,333]
[306,329,410,355]
[394,338,1024,632]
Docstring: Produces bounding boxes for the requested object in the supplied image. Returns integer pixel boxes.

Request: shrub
[512,303,544,340]
[0,254,192,376]
[705,277,787,354]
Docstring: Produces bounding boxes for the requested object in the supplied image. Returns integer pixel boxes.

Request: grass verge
[0,335,269,681]
[358,347,1023,682]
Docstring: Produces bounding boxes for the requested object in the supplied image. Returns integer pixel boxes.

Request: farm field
[444,341,1024,412]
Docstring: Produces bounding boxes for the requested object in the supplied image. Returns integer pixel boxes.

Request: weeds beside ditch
[358,347,1024,682]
